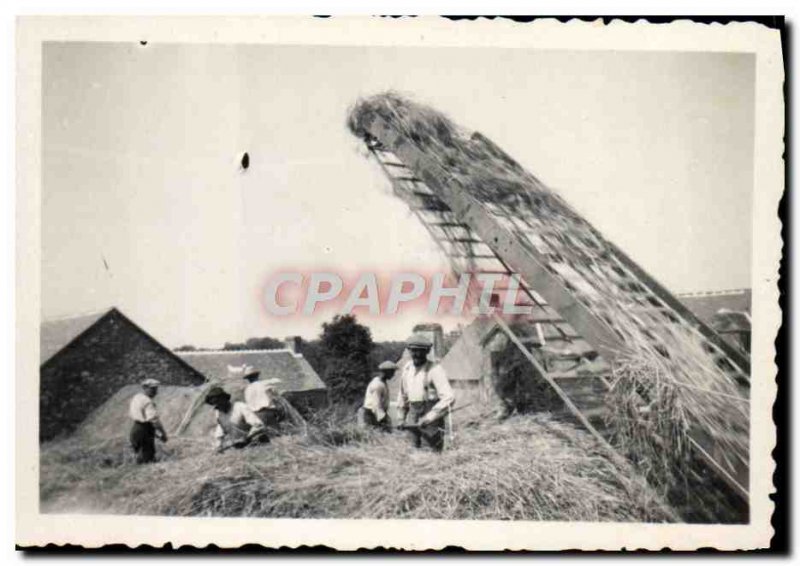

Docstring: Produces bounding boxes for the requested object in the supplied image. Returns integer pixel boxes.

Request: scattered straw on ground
[40,414,674,522]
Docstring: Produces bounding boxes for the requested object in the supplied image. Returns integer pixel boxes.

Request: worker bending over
[361,360,397,431]
[204,385,268,452]
[397,333,455,452]
[242,366,284,430]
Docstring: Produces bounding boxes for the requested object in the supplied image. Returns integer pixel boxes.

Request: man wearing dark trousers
[128,378,168,464]
[396,334,455,452]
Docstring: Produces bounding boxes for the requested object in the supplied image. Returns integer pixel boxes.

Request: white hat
[228,364,260,379]
[242,365,261,380]
[141,378,160,388]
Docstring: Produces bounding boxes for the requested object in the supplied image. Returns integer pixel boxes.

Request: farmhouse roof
[40,307,207,383]
[176,349,327,394]
[40,309,110,364]
[677,289,751,325]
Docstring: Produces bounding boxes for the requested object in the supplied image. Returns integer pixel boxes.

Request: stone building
[40,308,206,441]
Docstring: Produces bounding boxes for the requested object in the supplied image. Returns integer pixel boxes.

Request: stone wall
[40,311,204,441]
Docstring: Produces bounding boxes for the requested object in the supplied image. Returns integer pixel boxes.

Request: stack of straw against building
[40,414,673,521]
[606,344,749,522]
[347,92,750,522]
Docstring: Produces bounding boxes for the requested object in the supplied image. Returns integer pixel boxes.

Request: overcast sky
[42,43,755,347]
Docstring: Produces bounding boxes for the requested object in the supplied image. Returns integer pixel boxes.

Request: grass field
[40,413,674,522]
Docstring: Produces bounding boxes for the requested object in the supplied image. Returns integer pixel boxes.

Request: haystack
[76,384,202,441]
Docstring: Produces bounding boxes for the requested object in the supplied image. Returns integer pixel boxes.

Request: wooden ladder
[369,143,616,435]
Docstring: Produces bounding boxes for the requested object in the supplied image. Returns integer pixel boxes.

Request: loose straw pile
[40,414,674,522]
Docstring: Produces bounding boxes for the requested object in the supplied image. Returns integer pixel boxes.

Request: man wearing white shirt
[242,367,283,429]
[397,333,455,452]
[361,360,396,431]
[128,378,168,464]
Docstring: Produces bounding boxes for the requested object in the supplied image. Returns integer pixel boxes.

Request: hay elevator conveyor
[351,109,751,511]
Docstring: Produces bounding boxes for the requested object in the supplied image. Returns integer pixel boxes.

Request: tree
[245,337,284,350]
[296,339,325,376]
[321,314,373,359]
[368,341,406,369]
[319,314,374,403]
[222,336,283,351]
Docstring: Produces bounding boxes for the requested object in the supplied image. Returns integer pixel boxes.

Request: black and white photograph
[15,16,783,550]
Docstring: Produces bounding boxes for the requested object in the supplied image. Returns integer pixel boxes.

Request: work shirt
[397,361,455,422]
[244,381,278,412]
[129,392,159,423]
[214,401,266,449]
[362,376,389,421]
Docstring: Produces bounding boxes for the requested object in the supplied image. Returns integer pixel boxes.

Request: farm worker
[360,360,397,431]
[128,378,168,464]
[204,385,269,452]
[397,333,455,452]
[242,366,284,429]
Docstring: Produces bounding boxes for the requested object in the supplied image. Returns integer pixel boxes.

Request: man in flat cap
[129,378,168,464]
[204,385,268,452]
[360,360,397,431]
[242,366,284,431]
[397,333,455,451]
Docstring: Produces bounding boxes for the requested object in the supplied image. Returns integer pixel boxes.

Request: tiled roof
[40,308,207,384]
[677,289,752,325]
[40,309,112,364]
[176,350,327,393]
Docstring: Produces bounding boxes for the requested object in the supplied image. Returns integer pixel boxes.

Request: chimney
[284,336,301,354]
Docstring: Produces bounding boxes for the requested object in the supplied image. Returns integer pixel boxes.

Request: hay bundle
[169,379,308,438]
[605,340,749,523]
[274,395,308,431]
[347,92,552,208]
